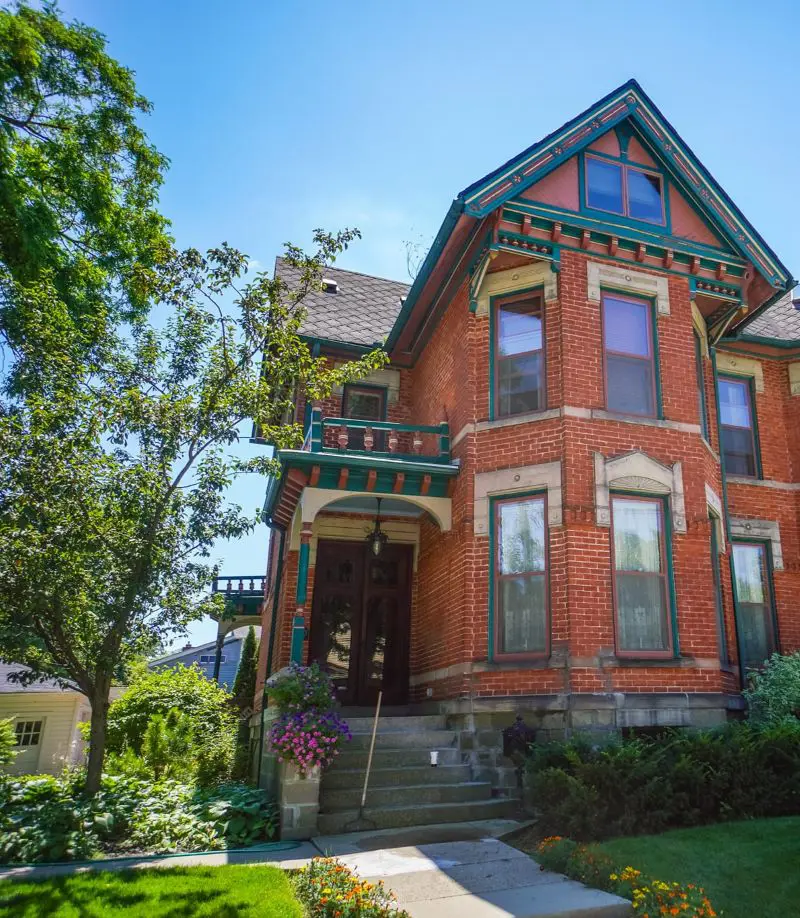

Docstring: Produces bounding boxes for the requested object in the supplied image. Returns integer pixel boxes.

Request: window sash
[611,496,673,657]
[343,385,387,450]
[718,376,757,477]
[585,154,665,225]
[494,495,549,658]
[494,296,545,418]
[732,542,776,670]
[602,293,657,417]
[14,720,43,747]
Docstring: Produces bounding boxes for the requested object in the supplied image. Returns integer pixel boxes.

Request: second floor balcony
[305,406,451,464]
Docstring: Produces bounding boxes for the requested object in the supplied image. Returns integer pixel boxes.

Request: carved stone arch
[594,450,686,532]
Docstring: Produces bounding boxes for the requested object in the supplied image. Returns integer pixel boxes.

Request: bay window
[611,496,673,657]
[494,495,548,657]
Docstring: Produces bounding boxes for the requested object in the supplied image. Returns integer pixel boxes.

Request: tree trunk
[85,681,111,796]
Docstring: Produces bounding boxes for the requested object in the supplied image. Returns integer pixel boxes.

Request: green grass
[597,817,800,918]
[0,864,303,917]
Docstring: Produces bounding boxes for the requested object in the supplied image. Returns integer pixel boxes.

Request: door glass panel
[733,544,765,603]
[362,596,394,694]
[369,560,398,587]
[317,595,355,695]
[738,604,770,669]
[344,387,385,450]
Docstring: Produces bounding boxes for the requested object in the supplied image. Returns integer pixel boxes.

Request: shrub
[526,721,800,840]
[0,772,278,865]
[293,857,410,917]
[535,837,719,918]
[107,664,234,756]
[267,662,337,714]
[269,710,351,776]
[0,718,17,768]
[744,651,800,725]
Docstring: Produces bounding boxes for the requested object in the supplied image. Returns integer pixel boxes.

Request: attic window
[322,278,338,294]
[585,155,664,225]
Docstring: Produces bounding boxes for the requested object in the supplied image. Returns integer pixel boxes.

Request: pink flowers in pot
[269,710,352,777]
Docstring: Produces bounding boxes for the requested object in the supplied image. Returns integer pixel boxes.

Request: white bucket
[430,750,439,767]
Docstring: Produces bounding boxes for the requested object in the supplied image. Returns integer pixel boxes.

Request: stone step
[322,763,472,790]
[346,729,457,750]
[343,714,447,732]
[321,781,492,812]
[330,746,462,770]
[316,797,518,835]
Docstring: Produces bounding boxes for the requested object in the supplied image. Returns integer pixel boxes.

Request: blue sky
[60,0,800,647]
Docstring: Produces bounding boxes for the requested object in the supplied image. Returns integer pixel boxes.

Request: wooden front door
[309,540,412,706]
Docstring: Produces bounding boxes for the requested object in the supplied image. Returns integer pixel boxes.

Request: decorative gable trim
[587,262,670,315]
[595,450,686,533]
[474,262,558,317]
[731,517,783,570]
[716,352,764,393]
[460,81,791,290]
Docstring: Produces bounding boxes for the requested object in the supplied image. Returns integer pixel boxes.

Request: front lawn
[596,817,800,918]
[0,864,302,918]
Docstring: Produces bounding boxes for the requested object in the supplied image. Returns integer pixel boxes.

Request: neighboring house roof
[148,626,254,669]
[275,257,409,348]
[0,663,76,694]
[737,292,800,342]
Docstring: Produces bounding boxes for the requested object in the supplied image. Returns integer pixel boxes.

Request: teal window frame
[708,515,728,664]
[580,150,671,231]
[730,538,779,671]
[342,382,388,450]
[718,372,762,479]
[600,289,663,420]
[488,285,546,420]
[609,491,679,660]
[694,330,710,441]
[488,489,550,661]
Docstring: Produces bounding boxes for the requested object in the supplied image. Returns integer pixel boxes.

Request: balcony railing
[212,575,265,617]
[306,407,450,463]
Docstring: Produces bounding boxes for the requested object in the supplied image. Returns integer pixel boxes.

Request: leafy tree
[0,718,17,767]
[0,232,386,794]
[141,708,195,781]
[0,1,170,391]
[231,626,259,714]
[744,652,800,725]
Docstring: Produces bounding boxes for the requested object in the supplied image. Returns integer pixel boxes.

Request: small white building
[0,663,122,776]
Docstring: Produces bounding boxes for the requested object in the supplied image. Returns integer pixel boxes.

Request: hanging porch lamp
[366,497,389,557]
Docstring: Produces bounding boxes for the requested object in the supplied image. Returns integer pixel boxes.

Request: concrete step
[330,747,462,770]
[322,781,492,812]
[322,763,472,790]
[346,729,457,750]
[316,797,518,835]
[343,714,447,732]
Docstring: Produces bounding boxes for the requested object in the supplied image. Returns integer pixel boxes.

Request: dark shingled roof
[275,257,409,347]
[0,663,74,694]
[741,292,800,342]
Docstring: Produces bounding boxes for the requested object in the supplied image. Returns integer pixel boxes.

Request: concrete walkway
[0,819,632,917]
[313,822,631,917]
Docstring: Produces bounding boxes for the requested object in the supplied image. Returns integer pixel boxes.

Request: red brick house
[255,80,798,768]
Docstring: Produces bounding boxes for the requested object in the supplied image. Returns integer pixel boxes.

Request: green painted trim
[321,417,445,435]
[488,285,545,421]
[296,540,310,605]
[718,370,763,480]
[277,449,460,477]
[504,201,743,268]
[290,614,305,665]
[610,490,680,659]
[721,334,800,351]
[300,334,380,355]
[488,489,549,661]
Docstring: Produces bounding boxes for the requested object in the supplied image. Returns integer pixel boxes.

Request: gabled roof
[386,79,794,359]
[148,626,252,668]
[0,662,76,694]
[737,292,800,342]
[276,257,408,349]
[458,79,792,288]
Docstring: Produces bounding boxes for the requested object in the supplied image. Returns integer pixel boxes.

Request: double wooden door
[309,540,412,706]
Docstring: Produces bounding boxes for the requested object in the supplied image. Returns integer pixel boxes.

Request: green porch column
[292,523,313,665]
